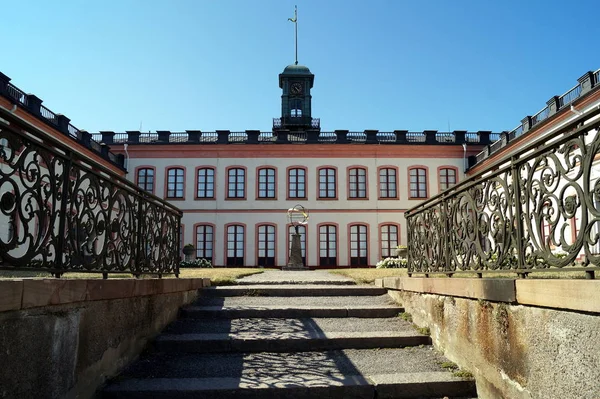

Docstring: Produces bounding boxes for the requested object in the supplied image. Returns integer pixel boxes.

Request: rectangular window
[409,168,427,198]
[379,168,397,198]
[137,168,154,193]
[226,225,244,266]
[228,168,245,198]
[350,225,368,266]
[289,225,306,265]
[319,168,336,199]
[196,225,213,262]
[167,168,184,198]
[439,168,457,191]
[197,168,215,198]
[319,225,337,266]
[380,225,398,258]
[349,168,367,198]
[288,168,306,198]
[257,225,276,267]
[258,168,276,198]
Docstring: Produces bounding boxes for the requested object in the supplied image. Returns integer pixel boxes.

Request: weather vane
[288,5,298,65]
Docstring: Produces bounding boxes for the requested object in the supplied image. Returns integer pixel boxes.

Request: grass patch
[0,268,264,286]
[440,361,459,370]
[453,370,474,379]
[328,268,407,284]
[414,325,430,336]
[398,312,413,322]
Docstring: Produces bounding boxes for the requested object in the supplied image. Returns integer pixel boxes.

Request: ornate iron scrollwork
[406,112,600,277]
[0,116,181,276]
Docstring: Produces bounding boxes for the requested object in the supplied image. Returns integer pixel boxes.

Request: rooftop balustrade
[0,108,182,277]
[477,68,600,166]
[0,72,124,169]
[405,106,600,278]
[94,129,495,146]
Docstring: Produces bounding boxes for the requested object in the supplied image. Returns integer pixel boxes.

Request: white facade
[124,146,469,267]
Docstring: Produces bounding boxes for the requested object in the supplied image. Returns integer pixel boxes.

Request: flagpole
[294,5,298,65]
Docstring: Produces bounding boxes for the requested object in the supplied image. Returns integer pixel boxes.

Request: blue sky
[2,0,599,133]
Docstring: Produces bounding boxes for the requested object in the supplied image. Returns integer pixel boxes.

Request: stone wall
[377,278,600,399]
[0,278,209,399]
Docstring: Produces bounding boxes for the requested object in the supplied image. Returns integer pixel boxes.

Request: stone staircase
[102,272,477,398]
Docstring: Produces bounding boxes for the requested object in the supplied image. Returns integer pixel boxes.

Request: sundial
[286,204,308,269]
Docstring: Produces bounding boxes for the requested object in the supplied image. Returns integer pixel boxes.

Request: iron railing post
[406,214,412,276]
[55,154,73,273]
[510,158,525,273]
[134,192,144,277]
[175,216,181,277]
[442,195,452,274]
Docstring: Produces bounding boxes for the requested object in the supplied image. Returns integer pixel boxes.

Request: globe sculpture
[285,205,309,270]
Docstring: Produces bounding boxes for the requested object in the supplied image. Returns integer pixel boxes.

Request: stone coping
[0,278,210,313]
[376,277,600,314]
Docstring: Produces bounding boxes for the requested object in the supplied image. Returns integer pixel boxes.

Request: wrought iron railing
[405,107,600,278]
[0,110,182,277]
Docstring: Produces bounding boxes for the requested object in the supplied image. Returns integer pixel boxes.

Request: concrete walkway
[102,270,478,398]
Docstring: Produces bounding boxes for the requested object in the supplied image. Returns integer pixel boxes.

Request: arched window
[258,168,276,199]
[226,224,244,266]
[136,168,155,193]
[348,167,367,199]
[227,167,246,199]
[350,224,368,266]
[439,167,457,191]
[257,224,276,267]
[195,225,214,263]
[166,167,184,198]
[290,99,303,117]
[379,167,397,198]
[288,167,306,199]
[318,167,337,199]
[319,224,337,266]
[409,167,428,199]
[380,224,399,258]
[196,168,215,199]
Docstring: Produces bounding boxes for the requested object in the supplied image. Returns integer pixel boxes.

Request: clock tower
[273,64,320,132]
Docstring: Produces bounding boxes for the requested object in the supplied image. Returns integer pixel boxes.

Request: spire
[288,5,298,65]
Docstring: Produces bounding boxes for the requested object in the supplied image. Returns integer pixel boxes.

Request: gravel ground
[237,271,355,285]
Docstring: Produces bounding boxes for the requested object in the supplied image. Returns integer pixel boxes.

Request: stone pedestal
[284,233,306,270]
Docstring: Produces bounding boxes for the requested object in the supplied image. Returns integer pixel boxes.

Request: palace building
[1,66,599,268]
[103,63,495,268]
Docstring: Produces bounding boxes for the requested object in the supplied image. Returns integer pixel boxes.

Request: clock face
[290,82,303,95]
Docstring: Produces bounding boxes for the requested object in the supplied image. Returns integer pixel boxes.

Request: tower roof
[281,64,312,75]
[279,64,314,88]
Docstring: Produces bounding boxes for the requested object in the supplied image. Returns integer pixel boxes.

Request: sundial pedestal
[285,233,306,270]
[285,204,309,271]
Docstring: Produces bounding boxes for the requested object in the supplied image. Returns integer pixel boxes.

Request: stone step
[185,294,402,318]
[193,294,398,307]
[163,317,420,335]
[154,331,431,353]
[202,284,387,297]
[158,317,425,352]
[181,304,402,319]
[102,348,477,399]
